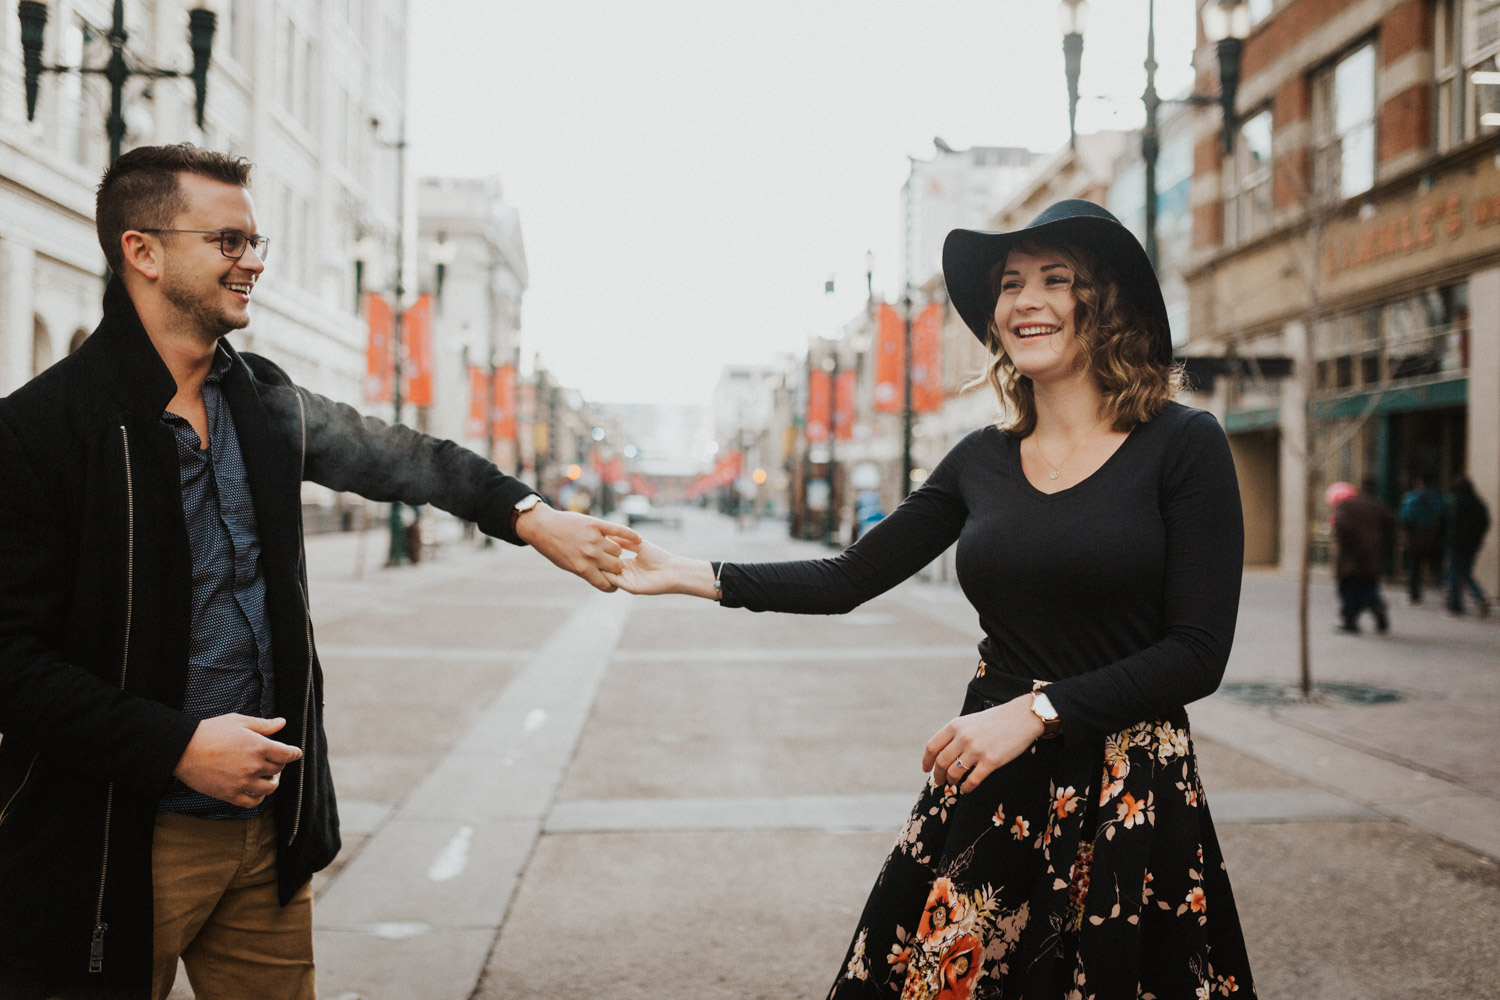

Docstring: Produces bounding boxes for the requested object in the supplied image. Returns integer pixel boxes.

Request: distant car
[617,494,680,529]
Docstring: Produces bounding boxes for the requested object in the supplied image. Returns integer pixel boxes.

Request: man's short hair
[95,144,253,274]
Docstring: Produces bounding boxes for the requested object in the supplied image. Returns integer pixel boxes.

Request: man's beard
[160,264,248,339]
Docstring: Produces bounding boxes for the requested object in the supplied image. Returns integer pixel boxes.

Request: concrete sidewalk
[167,516,1500,1000]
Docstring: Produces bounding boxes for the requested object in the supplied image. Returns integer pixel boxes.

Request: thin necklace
[1034,413,1105,481]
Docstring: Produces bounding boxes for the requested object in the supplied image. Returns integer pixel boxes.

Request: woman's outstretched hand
[605,536,719,599]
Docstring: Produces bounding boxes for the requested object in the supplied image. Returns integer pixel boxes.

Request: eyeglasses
[140,229,271,262]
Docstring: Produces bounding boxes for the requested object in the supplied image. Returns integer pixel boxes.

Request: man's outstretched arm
[246,356,639,590]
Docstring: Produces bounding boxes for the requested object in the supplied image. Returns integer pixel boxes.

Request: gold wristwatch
[510,493,544,534]
[1030,681,1061,739]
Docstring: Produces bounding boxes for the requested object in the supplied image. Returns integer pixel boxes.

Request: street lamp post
[900,161,916,497]
[1058,0,1248,271]
[371,117,410,566]
[1059,0,1088,151]
[822,352,838,546]
[19,0,216,165]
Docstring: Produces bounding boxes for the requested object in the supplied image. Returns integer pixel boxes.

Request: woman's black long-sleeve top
[719,402,1245,735]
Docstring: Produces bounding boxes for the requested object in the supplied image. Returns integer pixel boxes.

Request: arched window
[31,316,51,377]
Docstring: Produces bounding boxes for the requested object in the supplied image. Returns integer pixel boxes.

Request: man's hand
[173,714,303,809]
[516,503,641,592]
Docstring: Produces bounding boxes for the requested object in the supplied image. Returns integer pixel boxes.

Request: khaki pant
[151,810,315,1000]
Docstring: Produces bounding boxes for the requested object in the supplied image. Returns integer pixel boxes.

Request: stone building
[1185,0,1500,590]
[0,0,408,407]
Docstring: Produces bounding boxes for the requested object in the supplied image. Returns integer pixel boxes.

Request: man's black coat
[0,279,533,998]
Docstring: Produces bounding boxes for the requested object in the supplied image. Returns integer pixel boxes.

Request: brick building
[1185,0,1500,593]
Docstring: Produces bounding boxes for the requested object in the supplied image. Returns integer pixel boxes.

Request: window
[1313,285,1468,393]
[1223,110,1273,245]
[1312,43,1376,201]
[58,18,86,164]
[229,0,253,68]
[1438,0,1500,150]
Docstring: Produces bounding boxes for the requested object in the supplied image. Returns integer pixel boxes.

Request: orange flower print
[1218,974,1240,994]
[887,941,912,976]
[1196,983,1213,1000]
[917,878,963,942]
[935,933,984,1000]
[1054,785,1079,819]
[1099,778,1124,806]
[975,660,987,677]
[1116,792,1146,828]
[991,806,1006,827]
[1011,815,1031,840]
[1186,886,1207,914]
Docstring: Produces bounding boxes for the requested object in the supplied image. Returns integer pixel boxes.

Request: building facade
[413,176,527,464]
[0,0,408,408]
[1185,0,1500,591]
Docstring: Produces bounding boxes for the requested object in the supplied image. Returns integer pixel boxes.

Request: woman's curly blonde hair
[967,238,1184,437]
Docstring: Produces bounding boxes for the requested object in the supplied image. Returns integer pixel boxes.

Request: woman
[610,200,1257,999]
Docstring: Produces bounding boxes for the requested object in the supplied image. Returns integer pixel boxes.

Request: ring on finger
[953,758,972,774]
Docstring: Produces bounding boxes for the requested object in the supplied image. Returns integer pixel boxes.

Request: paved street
[174,509,1500,999]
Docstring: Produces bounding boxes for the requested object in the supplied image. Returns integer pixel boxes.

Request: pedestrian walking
[0,144,637,1000]
[1445,476,1492,617]
[1331,479,1394,633]
[1399,473,1446,604]
[611,201,1256,998]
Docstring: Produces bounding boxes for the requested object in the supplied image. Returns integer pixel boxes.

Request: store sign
[1322,154,1500,280]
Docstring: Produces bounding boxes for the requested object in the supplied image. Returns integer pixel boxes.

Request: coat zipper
[92,425,136,973]
[289,391,313,844]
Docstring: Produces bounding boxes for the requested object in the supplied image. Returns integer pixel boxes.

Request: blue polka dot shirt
[157,347,276,819]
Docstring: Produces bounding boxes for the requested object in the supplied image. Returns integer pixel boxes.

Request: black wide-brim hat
[942,198,1173,366]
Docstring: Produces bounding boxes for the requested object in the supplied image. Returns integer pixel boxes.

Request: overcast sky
[407,0,1199,405]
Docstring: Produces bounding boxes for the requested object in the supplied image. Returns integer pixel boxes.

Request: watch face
[515,494,542,512]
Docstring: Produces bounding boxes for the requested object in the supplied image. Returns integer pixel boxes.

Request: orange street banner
[466,366,487,438]
[402,293,434,408]
[874,303,904,414]
[834,368,857,441]
[912,302,944,413]
[363,292,394,403]
[807,368,832,444]
[491,364,516,441]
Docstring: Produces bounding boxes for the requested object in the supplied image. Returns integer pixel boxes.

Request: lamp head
[1201,0,1250,42]
[187,4,217,128]
[19,0,49,122]
[1057,0,1088,35]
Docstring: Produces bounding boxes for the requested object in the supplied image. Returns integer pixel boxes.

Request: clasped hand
[517,503,641,592]
[173,714,303,809]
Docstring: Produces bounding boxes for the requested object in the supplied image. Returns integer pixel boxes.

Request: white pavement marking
[547,794,917,833]
[315,644,532,663]
[313,591,635,1000]
[612,644,978,663]
[427,825,473,882]
[1191,698,1500,859]
[544,787,1380,834]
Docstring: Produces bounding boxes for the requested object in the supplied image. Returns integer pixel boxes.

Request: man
[1445,476,1492,617]
[1398,472,1446,605]
[0,145,637,1000]
[1332,479,1395,634]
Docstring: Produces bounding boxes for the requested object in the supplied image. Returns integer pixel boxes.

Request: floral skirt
[826,679,1256,1000]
